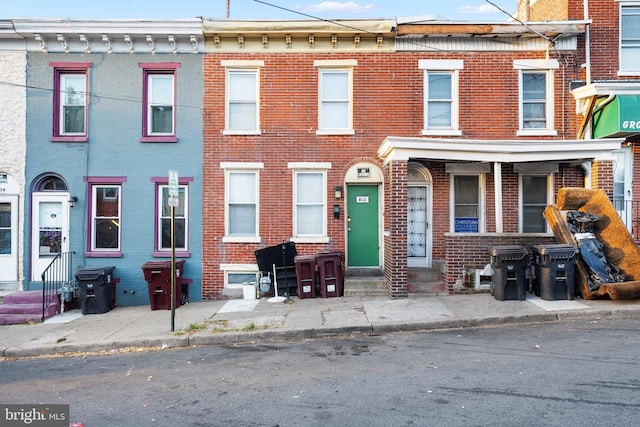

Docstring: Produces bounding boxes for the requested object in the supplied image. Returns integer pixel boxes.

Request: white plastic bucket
[242,284,255,300]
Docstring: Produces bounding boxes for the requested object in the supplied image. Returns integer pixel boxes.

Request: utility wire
[252,0,377,34]
[484,0,556,43]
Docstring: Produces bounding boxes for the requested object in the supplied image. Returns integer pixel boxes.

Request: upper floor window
[85,176,126,257]
[289,162,331,243]
[140,63,181,142]
[620,4,640,74]
[419,60,463,136]
[50,62,92,142]
[315,60,356,135]
[222,61,263,135]
[514,59,558,136]
[221,162,263,243]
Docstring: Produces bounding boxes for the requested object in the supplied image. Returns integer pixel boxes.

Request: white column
[494,162,503,233]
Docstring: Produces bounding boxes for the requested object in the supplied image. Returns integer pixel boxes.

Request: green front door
[347,184,379,267]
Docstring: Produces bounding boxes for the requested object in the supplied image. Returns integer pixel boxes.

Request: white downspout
[584,0,591,84]
[581,161,592,189]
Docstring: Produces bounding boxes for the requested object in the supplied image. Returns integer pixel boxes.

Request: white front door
[0,195,18,282]
[31,193,70,281]
[407,184,432,268]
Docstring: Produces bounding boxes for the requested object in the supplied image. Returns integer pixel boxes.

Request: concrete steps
[0,291,60,325]
[344,276,388,297]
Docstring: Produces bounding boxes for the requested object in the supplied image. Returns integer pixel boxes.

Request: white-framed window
[448,163,488,233]
[91,184,121,252]
[620,2,640,75]
[222,60,263,135]
[519,174,552,233]
[157,184,188,252]
[140,62,180,142]
[289,162,331,242]
[219,264,259,289]
[315,60,356,135]
[419,60,463,136]
[514,59,558,136]
[222,163,263,243]
[50,62,92,142]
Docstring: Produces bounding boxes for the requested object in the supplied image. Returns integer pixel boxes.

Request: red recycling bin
[295,255,317,299]
[317,251,344,298]
[142,260,185,310]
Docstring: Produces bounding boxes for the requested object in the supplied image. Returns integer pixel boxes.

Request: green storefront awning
[593,95,640,138]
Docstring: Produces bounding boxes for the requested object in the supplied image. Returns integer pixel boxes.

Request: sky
[2,0,518,22]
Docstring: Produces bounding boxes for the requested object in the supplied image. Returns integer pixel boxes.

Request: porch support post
[494,162,503,233]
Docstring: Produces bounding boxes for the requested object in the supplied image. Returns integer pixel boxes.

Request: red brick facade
[201,10,623,299]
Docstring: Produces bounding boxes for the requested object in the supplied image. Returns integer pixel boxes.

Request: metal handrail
[40,251,75,322]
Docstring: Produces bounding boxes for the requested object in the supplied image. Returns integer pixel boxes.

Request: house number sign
[356,196,369,203]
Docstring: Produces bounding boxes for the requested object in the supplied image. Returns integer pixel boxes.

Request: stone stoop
[344,276,388,297]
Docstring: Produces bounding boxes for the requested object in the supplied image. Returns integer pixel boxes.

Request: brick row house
[200,8,622,299]
[1,19,205,305]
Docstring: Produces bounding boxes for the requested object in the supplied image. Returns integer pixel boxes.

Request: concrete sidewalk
[2,293,640,358]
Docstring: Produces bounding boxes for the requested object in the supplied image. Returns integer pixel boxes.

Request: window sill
[152,251,191,258]
[223,130,261,136]
[222,236,261,243]
[618,70,640,77]
[291,236,330,244]
[517,129,558,137]
[51,136,88,142]
[140,136,178,143]
[422,129,463,136]
[84,251,123,258]
[316,129,355,136]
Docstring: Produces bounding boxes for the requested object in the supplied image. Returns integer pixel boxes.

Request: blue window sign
[455,217,478,233]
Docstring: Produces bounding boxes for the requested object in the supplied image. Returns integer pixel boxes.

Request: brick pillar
[591,160,614,199]
[384,160,408,298]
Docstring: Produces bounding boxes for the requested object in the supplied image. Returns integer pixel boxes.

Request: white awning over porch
[378,136,625,233]
[377,136,624,164]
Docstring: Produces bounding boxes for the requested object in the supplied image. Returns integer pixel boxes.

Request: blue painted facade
[21,21,204,306]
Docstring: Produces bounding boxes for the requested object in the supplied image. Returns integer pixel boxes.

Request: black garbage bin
[76,266,116,315]
[531,244,578,300]
[490,246,528,301]
[142,260,185,310]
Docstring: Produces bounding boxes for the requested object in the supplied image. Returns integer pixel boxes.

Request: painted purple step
[0,303,43,315]
[0,313,45,325]
[0,291,61,325]
[3,290,49,305]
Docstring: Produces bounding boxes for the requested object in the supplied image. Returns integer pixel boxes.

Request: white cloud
[457,4,498,14]
[299,1,374,14]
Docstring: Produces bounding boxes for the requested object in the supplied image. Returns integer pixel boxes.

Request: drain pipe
[584,0,591,84]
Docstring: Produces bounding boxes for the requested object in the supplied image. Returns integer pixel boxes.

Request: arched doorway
[407,162,433,268]
[30,174,70,282]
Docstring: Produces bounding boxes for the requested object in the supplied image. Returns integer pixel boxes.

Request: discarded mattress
[544,187,640,300]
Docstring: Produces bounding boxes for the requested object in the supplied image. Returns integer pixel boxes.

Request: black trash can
[76,266,116,315]
[295,254,316,299]
[490,246,528,301]
[531,244,578,300]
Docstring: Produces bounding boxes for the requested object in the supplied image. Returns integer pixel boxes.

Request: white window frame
[219,264,260,289]
[147,73,175,136]
[59,73,87,136]
[289,162,331,243]
[419,60,463,136]
[157,184,189,252]
[90,184,121,252]
[518,174,553,233]
[449,168,486,233]
[222,60,263,135]
[514,59,558,136]
[619,1,640,75]
[315,60,356,135]
[222,162,263,243]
